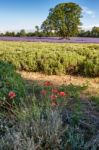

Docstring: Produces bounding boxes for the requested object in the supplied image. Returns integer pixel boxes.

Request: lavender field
[0,36,99,43]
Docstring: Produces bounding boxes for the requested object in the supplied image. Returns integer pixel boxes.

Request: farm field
[0,41,99,76]
[0,36,99,43]
[0,41,99,149]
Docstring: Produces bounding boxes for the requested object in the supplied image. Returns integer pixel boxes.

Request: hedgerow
[0,42,99,76]
[0,61,25,109]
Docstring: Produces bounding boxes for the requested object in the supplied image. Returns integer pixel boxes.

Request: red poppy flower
[44,81,53,86]
[8,91,16,99]
[59,91,65,97]
[52,88,58,94]
[41,90,47,96]
[50,94,57,101]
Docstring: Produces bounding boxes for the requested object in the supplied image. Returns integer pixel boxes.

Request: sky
[0,0,99,32]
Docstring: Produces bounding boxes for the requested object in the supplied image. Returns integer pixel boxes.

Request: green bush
[80,59,99,77]
[0,42,99,76]
[0,61,25,109]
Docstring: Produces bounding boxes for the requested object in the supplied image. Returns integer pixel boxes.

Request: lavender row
[0,36,99,43]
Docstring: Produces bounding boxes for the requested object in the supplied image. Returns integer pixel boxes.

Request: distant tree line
[0,27,56,37]
[1,26,99,38]
[78,27,99,37]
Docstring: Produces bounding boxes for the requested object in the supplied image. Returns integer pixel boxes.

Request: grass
[0,80,99,149]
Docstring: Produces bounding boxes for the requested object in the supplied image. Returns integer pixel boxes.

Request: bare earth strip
[19,71,99,97]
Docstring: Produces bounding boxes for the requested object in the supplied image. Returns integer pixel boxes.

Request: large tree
[41,2,82,38]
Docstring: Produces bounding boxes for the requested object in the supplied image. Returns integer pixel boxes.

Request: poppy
[59,91,65,97]
[8,91,16,99]
[44,81,53,86]
[52,88,58,94]
[50,94,57,101]
[41,90,47,96]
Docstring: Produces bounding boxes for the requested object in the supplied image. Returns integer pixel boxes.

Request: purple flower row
[0,36,99,43]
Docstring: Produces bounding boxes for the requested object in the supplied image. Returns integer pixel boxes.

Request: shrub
[0,42,99,77]
[81,59,99,77]
[0,61,25,109]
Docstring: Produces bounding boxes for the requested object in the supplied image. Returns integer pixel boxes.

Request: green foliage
[0,81,98,149]
[0,61,25,108]
[18,29,26,37]
[82,59,99,77]
[5,31,16,37]
[0,78,99,150]
[91,27,99,37]
[79,26,99,37]
[91,96,99,111]
[91,96,99,105]
[41,2,82,38]
[0,42,99,77]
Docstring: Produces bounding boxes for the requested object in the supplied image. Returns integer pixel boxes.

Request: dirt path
[19,71,99,96]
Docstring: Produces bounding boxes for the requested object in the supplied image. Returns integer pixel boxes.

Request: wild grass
[0,80,99,150]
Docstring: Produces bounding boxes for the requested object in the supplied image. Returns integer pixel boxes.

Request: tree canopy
[41,2,82,38]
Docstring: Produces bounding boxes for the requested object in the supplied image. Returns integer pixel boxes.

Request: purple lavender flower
[0,36,99,43]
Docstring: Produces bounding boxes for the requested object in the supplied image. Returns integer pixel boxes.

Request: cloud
[82,24,99,31]
[82,6,95,18]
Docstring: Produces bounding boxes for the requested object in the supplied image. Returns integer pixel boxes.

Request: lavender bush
[0,36,99,43]
[0,42,99,76]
